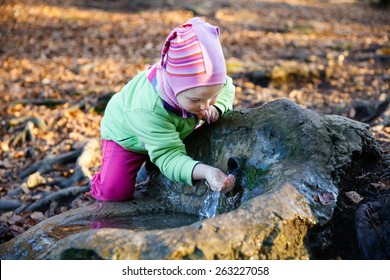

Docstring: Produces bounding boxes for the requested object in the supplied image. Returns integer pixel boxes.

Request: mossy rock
[0,99,382,260]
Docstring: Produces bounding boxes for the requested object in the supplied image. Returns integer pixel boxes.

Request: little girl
[91,17,236,201]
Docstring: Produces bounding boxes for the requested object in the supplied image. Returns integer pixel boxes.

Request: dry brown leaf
[26,172,47,188]
[0,212,14,223]
[30,211,45,223]
[345,191,363,204]
[371,182,390,191]
[8,215,22,225]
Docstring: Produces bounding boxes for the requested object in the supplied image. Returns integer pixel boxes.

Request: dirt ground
[0,0,389,258]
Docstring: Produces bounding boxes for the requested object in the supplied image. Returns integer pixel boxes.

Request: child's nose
[200,101,210,110]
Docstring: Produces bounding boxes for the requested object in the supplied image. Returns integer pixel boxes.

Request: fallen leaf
[345,191,363,204]
[30,211,45,223]
[371,182,390,191]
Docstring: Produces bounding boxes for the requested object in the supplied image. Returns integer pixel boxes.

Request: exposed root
[57,138,100,188]
[11,121,34,147]
[9,116,48,130]
[23,185,91,213]
[0,199,22,211]
[9,98,67,107]
[5,116,48,148]
[19,149,83,187]
[2,138,101,214]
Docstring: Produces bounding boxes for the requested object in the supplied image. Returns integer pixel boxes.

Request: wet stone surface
[0,99,386,260]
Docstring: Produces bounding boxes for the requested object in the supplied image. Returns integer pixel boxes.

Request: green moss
[244,166,269,192]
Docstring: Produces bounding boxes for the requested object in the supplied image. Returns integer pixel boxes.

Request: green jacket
[100,70,235,185]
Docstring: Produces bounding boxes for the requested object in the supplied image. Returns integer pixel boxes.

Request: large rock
[0,99,382,260]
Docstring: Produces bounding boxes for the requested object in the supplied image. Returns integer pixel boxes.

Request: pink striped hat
[161,17,226,96]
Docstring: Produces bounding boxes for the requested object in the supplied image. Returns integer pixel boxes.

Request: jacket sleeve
[125,109,199,186]
[213,76,235,115]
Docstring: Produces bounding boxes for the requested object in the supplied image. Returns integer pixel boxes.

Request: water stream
[199,191,221,219]
[198,157,245,219]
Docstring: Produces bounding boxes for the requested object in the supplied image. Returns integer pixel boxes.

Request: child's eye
[190,99,200,103]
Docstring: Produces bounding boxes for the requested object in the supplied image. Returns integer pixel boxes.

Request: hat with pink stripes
[160,17,226,96]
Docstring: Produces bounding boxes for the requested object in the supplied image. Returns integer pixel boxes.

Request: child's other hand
[197,106,220,123]
[205,168,235,193]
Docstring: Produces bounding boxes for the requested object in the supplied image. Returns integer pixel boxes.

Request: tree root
[57,138,100,188]
[0,199,22,211]
[1,138,101,214]
[12,120,35,146]
[11,98,67,107]
[4,116,48,148]
[23,185,91,213]
[19,149,83,187]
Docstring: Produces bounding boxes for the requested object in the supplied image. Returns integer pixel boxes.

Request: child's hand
[197,106,220,123]
[205,168,235,193]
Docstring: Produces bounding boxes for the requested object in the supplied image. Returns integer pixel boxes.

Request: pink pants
[91,139,149,201]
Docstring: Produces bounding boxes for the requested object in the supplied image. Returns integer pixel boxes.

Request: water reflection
[50,212,199,240]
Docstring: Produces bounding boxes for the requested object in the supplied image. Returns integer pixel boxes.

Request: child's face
[176,84,224,115]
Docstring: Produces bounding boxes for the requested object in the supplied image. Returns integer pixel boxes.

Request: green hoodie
[100,70,235,186]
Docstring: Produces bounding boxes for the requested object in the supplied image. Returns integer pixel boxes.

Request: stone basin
[0,99,383,260]
[52,212,199,238]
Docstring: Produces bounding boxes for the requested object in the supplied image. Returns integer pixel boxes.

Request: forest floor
[0,0,389,259]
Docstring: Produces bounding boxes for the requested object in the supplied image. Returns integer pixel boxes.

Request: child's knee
[91,173,135,201]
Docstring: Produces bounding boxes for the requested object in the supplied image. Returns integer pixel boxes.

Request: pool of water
[49,212,199,240]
